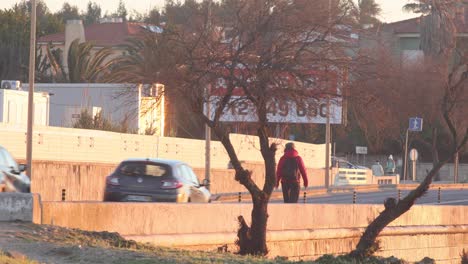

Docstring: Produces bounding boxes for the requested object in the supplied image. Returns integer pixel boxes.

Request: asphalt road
[270,189,468,205]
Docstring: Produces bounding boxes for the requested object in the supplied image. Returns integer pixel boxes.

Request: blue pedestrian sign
[409,117,423,132]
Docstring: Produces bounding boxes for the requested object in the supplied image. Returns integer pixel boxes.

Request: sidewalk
[213,182,468,202]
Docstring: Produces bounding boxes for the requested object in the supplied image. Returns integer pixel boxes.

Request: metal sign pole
[403,129,409,181]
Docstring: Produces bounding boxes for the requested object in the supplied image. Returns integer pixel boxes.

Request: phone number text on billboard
[208,96,342,124]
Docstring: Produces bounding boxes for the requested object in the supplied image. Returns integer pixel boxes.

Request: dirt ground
[0,221,186,264]
[0,222,280,264]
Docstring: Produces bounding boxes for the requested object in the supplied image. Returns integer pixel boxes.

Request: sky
[0,0,418,23]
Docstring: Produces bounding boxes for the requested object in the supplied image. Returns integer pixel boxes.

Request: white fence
[334,168,370,186]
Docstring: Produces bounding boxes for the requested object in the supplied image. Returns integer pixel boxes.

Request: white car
[332,156,369,170]
[332,156,371,186]
[0,145,30,192]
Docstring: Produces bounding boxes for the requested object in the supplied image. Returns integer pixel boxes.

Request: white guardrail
[334,168,369,186]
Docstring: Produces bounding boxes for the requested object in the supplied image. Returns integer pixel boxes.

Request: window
[118,162,171,177]
[0,148,7,166]
[401,50,424,66]
[180,165,199,185]
[0,148,18,169]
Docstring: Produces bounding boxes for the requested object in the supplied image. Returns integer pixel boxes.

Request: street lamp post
[26,0,37,179]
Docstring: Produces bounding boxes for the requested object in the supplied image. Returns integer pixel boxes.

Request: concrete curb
[215,187,328,202]
[214,183,468,201]
[397,183,468,190]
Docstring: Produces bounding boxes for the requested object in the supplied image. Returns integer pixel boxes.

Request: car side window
[0,148,17,169]
[0,149,7,166]
[174,166,182,179]
[178,165,192,183]
[183,165,200,185]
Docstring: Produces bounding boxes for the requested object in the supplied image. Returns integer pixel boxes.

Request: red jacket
[276,149,308,187]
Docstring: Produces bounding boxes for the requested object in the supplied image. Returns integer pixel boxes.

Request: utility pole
[26,0,37,179]
[325,96,331,189]
[324,0,332,190]
[205,84,211,190]
[204,1,213,190]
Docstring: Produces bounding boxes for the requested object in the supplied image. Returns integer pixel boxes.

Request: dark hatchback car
[104,158,211,203]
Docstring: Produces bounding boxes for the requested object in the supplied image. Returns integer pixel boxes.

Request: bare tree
[350,67,468,257]
[350,1,468,257]
[168,0,356,255]
[351,45,448,165]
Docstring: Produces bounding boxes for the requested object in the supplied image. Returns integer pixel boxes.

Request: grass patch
[0,251,37,264]
[12,223,413,264]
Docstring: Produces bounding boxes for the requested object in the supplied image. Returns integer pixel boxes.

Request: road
[269,189,468,205]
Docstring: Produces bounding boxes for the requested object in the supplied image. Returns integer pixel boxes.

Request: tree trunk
[454,151,459,183]
[237,195,269,255]
[211,126,275,256]
[350,161,446,258]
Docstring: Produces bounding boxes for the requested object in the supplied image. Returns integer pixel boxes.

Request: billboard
[206,96,342,124]
[205,68,343,124]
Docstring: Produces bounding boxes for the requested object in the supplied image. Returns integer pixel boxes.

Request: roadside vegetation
[0,250,38,264]
[5,223,432,264]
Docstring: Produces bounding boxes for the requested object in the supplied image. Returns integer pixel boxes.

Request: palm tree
[106,31,204,138]
[105,31,178,84]
[44,39,113,83]
[402,0,432,14]
[402,0,461,58]
[357,0,382,26]
[67,39,114,82]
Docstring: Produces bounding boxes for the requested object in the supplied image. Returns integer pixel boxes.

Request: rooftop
[38,21,162,47]
[383,15,468,34]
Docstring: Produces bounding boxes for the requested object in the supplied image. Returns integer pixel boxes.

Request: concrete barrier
[0,193,35,222]
[36,201,468,263]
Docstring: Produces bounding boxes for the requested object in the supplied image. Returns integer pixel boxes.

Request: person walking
[385,155,396,175]
[276,142,308,203]
[371,160,384,176]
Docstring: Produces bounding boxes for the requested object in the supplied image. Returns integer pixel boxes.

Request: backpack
[282,157,300,181]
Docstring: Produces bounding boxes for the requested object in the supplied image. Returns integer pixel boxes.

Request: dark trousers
[281,181,300,203]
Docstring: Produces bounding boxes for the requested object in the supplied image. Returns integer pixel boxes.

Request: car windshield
[333,157,358,169]
[117,162,171,177]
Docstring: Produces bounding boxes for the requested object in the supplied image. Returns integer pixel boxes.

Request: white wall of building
[0,89,49,126]
[22,83,164,136]
[22,83,140,130]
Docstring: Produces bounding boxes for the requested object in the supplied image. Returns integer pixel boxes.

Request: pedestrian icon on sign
[409,117,423,132]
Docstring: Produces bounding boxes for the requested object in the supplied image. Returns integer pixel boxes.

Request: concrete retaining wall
[35,201,468,263]
[24,160,326,201]
[0,193,35,221]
